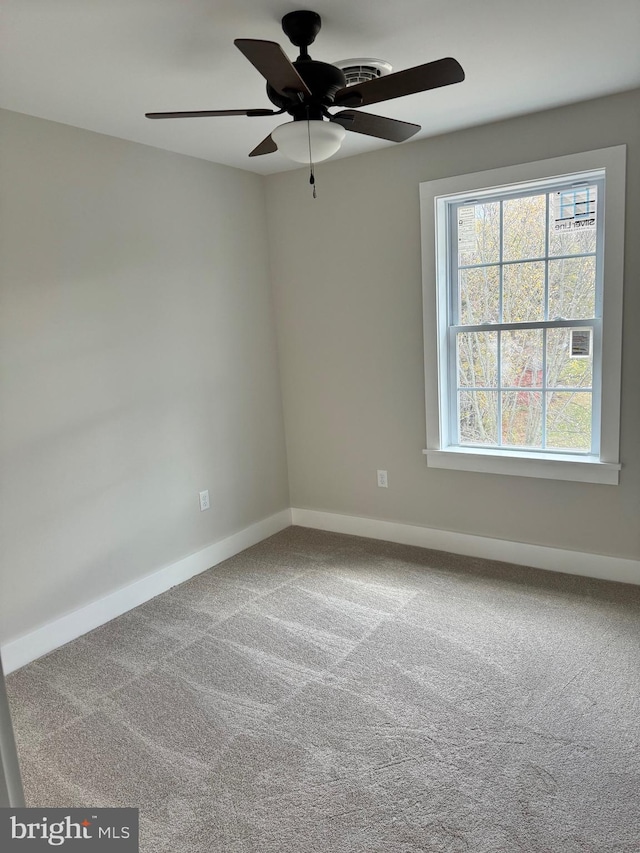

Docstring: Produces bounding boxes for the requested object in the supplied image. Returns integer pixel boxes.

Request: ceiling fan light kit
[145,10,465,169]
[271,120,346,164]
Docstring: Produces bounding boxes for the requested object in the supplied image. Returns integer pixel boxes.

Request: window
[420,147,626,484]
[452,179,600,453]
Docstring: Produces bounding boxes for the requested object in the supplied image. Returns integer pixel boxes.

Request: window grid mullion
[497,329,502,448]
[451,332,458,445]
[542,328,547,449]
[457,385,591,393]
[451,318,598,334]
[498,201,504,446]
[544,192,550,322]
[450,203,459,327]
[499,199,504,325]
[458,250,596,272]
[542,193,550,449]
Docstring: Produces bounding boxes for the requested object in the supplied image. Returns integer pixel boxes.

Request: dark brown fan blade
[334,57,465,108]
[234,39,312,98]
[331,110,420,142]
[145,109,276,119]
[249,134,278,157]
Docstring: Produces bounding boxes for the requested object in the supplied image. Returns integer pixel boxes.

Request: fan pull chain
[306,113,317,199]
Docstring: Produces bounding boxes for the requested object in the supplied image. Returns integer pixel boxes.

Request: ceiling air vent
[334,57,393,86]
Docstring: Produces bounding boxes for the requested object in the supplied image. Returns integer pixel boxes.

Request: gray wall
[0,110,289,644]
[266,89,640,559]
[1,90,638,652]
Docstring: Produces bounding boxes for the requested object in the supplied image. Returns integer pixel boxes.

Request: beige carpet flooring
[6,526,640,852]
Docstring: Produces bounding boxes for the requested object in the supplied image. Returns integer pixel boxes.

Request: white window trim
[420,146,626,485]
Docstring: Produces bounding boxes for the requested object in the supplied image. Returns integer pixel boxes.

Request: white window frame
[420,146,626,485]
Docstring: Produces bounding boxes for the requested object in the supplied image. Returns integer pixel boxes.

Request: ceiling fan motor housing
[266,60,347,120]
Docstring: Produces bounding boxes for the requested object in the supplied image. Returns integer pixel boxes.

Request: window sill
[423,447,620,485]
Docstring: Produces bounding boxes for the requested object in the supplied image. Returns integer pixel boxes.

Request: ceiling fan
[145,10,465,164]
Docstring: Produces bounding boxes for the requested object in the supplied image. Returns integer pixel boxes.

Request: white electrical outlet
[377,469,388,488]
[199,490,210,511]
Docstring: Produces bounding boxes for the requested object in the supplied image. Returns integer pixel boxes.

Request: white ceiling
[2,0,639,176]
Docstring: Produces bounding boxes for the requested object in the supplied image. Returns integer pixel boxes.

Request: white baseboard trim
[4,505,637,674]
[1,509,292,674]
[291,508,640,587]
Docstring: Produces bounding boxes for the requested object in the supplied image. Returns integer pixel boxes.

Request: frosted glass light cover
[272,120,346,163]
